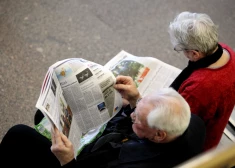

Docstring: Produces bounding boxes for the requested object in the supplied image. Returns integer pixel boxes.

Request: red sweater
[178,43,235,151]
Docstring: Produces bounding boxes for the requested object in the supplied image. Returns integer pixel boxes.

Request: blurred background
[0,0,235,152]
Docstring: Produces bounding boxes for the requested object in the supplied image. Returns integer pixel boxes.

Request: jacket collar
[119,129,189,163]
[119,139,161,163]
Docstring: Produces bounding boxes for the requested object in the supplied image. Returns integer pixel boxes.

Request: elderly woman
[168,11,235,151]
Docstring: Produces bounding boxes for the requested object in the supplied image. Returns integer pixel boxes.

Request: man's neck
[158,135,180,143]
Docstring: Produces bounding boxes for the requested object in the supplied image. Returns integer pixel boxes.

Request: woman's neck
[208,49,230,69]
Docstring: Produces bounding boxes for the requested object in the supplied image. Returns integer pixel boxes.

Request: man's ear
[154,130,167,142]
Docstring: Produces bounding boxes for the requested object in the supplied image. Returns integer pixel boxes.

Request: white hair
[168,11,218,55]
[147,87,191,137]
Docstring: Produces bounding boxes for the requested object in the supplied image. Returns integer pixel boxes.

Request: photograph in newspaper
[111,60,150,87]
[59,98,73,137]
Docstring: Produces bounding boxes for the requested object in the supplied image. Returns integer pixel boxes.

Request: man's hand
[114,75,141,108]
[51,127,75,166]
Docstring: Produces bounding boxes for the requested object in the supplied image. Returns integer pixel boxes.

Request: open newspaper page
[35,58,123,156]
[104,50,182,96]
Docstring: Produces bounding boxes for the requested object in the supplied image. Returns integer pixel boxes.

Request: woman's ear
[192,50,202,61]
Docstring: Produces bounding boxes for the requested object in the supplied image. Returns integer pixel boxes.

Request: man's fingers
[114,83,126,90]
[51,125,56,144]
[53,127,63,145]
[51,132,55,144]
[116,75,132,84]
[51,126,71,148]
[60,132,72,148]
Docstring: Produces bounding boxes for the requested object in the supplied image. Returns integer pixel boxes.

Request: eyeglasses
[131,111,142,125]
[136,98,142,106]
[130,98,142,124]
[174,46,198,53]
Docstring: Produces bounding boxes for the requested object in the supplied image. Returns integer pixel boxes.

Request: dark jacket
[64,106,206,168]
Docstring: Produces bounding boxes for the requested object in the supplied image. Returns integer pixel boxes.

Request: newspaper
[35,58,123,156]
[104,50,182,96]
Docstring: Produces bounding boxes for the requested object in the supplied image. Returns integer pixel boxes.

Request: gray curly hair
[169,11,218,55]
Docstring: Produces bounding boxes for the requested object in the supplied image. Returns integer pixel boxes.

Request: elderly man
[0,75,205,168]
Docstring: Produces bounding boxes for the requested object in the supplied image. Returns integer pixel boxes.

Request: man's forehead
[136,97,154,115]
[138,95,157,107]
